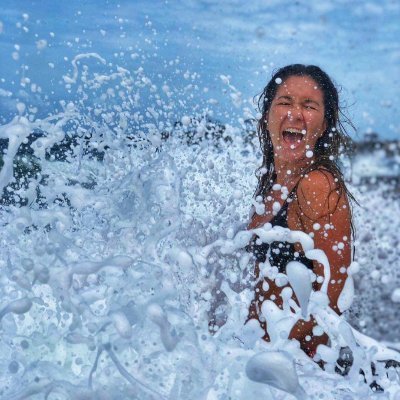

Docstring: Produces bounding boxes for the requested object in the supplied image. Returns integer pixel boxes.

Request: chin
[277,146,307,162]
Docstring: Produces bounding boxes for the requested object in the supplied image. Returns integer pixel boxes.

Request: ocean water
[0,1,400,399]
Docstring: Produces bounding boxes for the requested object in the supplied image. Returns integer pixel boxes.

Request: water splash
[0,48,399,400]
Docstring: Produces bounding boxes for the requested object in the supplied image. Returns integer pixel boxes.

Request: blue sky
[0,0,399,139]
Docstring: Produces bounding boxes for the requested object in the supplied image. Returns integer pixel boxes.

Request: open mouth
[282,128,305,147]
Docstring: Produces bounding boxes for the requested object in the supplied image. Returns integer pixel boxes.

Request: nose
[287,105,304,122]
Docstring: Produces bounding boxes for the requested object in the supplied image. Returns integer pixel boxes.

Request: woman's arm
[288,169,352,353]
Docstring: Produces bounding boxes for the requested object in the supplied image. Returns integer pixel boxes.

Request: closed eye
[275,96,292,106]
[304,98,320,110]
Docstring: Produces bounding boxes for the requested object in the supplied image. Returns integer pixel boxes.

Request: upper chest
[248,188,300,231]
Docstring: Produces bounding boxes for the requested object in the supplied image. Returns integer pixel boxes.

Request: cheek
[308,115,325,132]
[269,130,279,143]
[304,112,317,125]
[268,108,286,123]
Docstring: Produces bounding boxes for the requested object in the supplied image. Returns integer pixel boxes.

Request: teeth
[284,128,304,134]
[282,128,305,145]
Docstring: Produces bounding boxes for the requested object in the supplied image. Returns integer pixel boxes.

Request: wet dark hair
[255,64,356,204]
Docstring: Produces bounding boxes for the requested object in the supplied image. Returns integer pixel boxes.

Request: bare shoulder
[295,169,346,221]
[297,169,338,196]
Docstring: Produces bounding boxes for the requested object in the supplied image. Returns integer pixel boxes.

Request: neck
[274,157,315,188]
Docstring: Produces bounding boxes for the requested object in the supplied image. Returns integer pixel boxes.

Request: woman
[247,64,355,359]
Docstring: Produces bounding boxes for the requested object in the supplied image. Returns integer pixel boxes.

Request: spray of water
[0,50,400,400]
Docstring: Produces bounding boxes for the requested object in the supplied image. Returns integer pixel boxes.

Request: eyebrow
[276,96,292,101]
[304,98,321,106]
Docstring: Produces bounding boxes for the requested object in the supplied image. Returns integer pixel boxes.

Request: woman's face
[266,75,327,164]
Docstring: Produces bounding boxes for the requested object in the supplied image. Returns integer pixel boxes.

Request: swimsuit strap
[273,179,301,218]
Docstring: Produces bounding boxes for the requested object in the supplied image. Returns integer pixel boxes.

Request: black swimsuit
[246,185,314,335]
[247,187,314,273]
